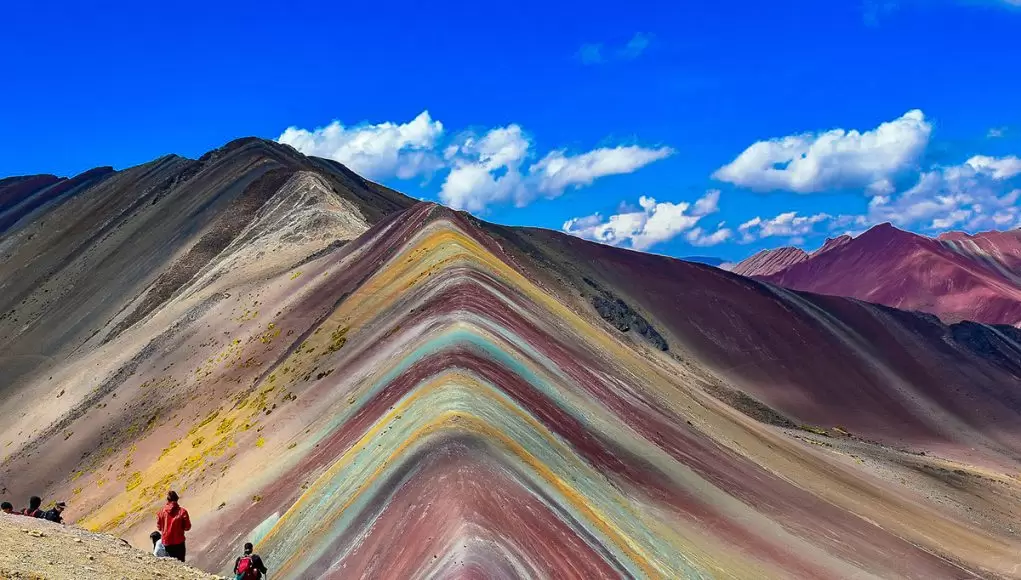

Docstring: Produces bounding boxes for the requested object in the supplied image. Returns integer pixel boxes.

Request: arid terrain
[1,138,1020,578]
[0,513,220,579]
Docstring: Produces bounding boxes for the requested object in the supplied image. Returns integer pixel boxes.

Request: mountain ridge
[1,138,1020,579]
[734,222,1021,326]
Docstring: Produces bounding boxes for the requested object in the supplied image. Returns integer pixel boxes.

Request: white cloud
[278,111,444,180]
[578,33,652,65]
[562,190,727,250]
[686,226,733,247]
[438,127,672,212]
[737,211,833,242]
[531,145,674,196]
[965,155,1021,180]
[438,125,530,212]
[987,127,1007,138]
[282,112,670,213]
[741,153,1021,243]
[867,155,1021,231]
[713,109,932,193]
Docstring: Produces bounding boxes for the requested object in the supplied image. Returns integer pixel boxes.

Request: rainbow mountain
[1,139,1021,579]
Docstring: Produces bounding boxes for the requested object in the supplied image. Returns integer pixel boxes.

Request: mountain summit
[734,222,1021,326]
[1,139,1020,579]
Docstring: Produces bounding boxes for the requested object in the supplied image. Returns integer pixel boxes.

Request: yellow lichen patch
[259,324,282,345]
[255,436,266,448]
[290,271,302,280]
[235,307,259,322]
[125,472,143,492]
[81,388,272,533]
[216,417,236,435]
[158,439,179,460]
[188,411,220,436]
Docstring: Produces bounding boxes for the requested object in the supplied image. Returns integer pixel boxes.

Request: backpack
[236,555,259,580]
[22,508,43,518]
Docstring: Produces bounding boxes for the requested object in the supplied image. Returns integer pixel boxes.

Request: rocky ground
[0,514,222,580]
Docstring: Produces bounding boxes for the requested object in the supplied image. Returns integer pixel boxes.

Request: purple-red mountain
[733,223,1021,327]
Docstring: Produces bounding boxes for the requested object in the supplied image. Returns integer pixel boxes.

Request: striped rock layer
[1,140,1021,579]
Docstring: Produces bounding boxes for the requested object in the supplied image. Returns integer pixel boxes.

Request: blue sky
[2,0,1020,261]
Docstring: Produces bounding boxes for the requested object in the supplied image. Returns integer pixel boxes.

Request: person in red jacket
[156,490,191,562]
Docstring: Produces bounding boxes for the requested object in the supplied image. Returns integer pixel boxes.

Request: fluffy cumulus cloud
[965,155,1021,180]
[737,153,1021,243]
[562,189,729,250]
[713,110,931,194]
[437,126,673,212]
[437,125,531,213]
[281,112,670,213]
[737,212,836,243]
[867,154,1021,231]
[278,111,444,180]
[530,145,674,196]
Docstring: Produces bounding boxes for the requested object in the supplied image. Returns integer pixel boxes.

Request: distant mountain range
[733,223,1021,326]
[1,138,1020,578]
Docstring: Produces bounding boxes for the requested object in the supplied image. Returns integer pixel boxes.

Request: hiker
[21,496,44,518]
[150,531,169,557]
[156,490,191,562]
[42,501,66,524]
[1,501,13,514]
[234,542,268,580]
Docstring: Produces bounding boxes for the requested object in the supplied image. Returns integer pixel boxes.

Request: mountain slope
[0,138,415,389]
[1,140,1020,579]
[734,223,1021,326]
[730,246,808,276]
[0,513,218,580]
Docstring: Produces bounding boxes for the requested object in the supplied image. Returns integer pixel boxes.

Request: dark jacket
[42,509,63,524]
[234,554,267,578]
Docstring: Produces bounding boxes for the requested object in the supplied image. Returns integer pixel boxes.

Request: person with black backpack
[42,501,66,524]
[21,496,44,518]
[234,542,268,580]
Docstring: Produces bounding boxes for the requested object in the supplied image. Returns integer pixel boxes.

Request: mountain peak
[196,136,296,165]
[811,234,852,257]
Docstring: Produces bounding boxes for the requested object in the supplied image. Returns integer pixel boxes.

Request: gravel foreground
[0,514,223,580]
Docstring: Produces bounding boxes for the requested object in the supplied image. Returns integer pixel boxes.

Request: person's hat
[55,501,66,508]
